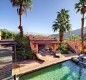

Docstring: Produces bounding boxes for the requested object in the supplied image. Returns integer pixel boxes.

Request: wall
[30,41,38,53]
[30,41,59,52]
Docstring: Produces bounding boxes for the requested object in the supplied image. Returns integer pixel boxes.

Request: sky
[0,0,85,35]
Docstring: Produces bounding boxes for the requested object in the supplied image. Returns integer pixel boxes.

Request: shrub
[0,29,16,39]
[59,42,69,54]
[15,34,35,61]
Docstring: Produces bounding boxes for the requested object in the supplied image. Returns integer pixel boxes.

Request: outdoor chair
[35,53,45,62]
[54,50,61,58]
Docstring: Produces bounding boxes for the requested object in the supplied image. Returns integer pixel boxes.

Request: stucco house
[28,35,60,53]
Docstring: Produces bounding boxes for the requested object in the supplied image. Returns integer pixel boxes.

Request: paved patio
[0,49,12,80]
[12,52,78,76]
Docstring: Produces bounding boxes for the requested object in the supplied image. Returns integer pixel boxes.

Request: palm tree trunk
[20,12,21,27]
[18,0,23,37]
[81,13,84,53]
[19,13,23,36]
[59,32,64,43]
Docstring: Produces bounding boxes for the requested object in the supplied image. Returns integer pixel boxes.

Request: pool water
[19,60,86,80]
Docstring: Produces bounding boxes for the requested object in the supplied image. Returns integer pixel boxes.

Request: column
[0,31,1,48]
[0,31,1,40]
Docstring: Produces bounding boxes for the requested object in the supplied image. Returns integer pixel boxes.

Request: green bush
[0,29,16,39]
[69,34,81,41]
[15,34,35,61]
[59,42,69,54]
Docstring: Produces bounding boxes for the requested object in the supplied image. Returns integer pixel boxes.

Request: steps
[66,41,82,54]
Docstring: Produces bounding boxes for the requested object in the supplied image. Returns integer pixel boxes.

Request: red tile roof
[27,35,60,43]
[28,35,57,40]
[31,40,59,44]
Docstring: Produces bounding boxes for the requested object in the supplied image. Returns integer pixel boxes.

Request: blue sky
[0,0,84,34]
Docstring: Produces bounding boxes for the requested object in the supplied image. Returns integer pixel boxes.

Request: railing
[0,40,17,62]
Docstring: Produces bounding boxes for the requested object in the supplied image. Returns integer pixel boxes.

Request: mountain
[51,27,86,38]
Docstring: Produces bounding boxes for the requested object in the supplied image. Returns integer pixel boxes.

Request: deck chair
[35,53,45,62]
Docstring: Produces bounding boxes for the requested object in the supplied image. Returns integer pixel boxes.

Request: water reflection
[78,64,82,80]
[19,60,86,80]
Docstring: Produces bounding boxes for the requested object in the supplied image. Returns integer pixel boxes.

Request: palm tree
[75,0,86,53]
[52,9,71,42]
[10,0,32,37]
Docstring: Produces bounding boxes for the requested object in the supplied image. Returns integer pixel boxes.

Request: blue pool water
[19,60,86,80]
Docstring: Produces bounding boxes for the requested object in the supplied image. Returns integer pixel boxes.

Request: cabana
[28,35,60,53]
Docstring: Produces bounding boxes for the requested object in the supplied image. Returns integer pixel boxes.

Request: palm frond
[52,9,71,34]
[10,0,32,14]
[75,0,86,13]
[10,0,20,7]
[66,24,71,32]
[52,22,59,32]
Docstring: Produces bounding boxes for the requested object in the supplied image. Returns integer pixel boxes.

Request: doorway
[38,44,45,51]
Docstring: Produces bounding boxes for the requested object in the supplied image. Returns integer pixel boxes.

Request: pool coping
[12,53,79,80]
[18,58,71,79]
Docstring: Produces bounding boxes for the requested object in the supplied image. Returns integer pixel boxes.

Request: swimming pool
[19,60,86,80]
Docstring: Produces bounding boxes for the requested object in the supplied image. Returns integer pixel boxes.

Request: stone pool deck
[12,52,78,76]
[0,49,12,80]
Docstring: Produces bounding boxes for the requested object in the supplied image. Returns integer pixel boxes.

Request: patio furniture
[54,50,61,58]
[35,53,45,62]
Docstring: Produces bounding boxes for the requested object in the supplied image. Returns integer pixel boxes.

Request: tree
[52,9,71,42]
[0,29,15,39]
[75,0,86,53]
[14,34,35,61]
[69,34,81,41]
[10,0,32,37]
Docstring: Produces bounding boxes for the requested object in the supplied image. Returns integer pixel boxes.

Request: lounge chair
[35,53,45,62]
[54,50,61,58]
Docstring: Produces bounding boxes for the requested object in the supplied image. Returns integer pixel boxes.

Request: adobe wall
[45,43,59,51]
[30,41,38,53]
[30,42,59,52]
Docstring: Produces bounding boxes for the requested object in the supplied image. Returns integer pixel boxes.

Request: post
[0,31,1,40]
[14,45,16,62]
[12,45,16,62]
[14,75,17,80]
[0,31,1,48]
[81,14,84,53]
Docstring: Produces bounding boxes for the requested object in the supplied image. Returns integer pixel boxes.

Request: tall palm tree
[75,0,86,53]
[10,0,32,37]
[52,9,71,42]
